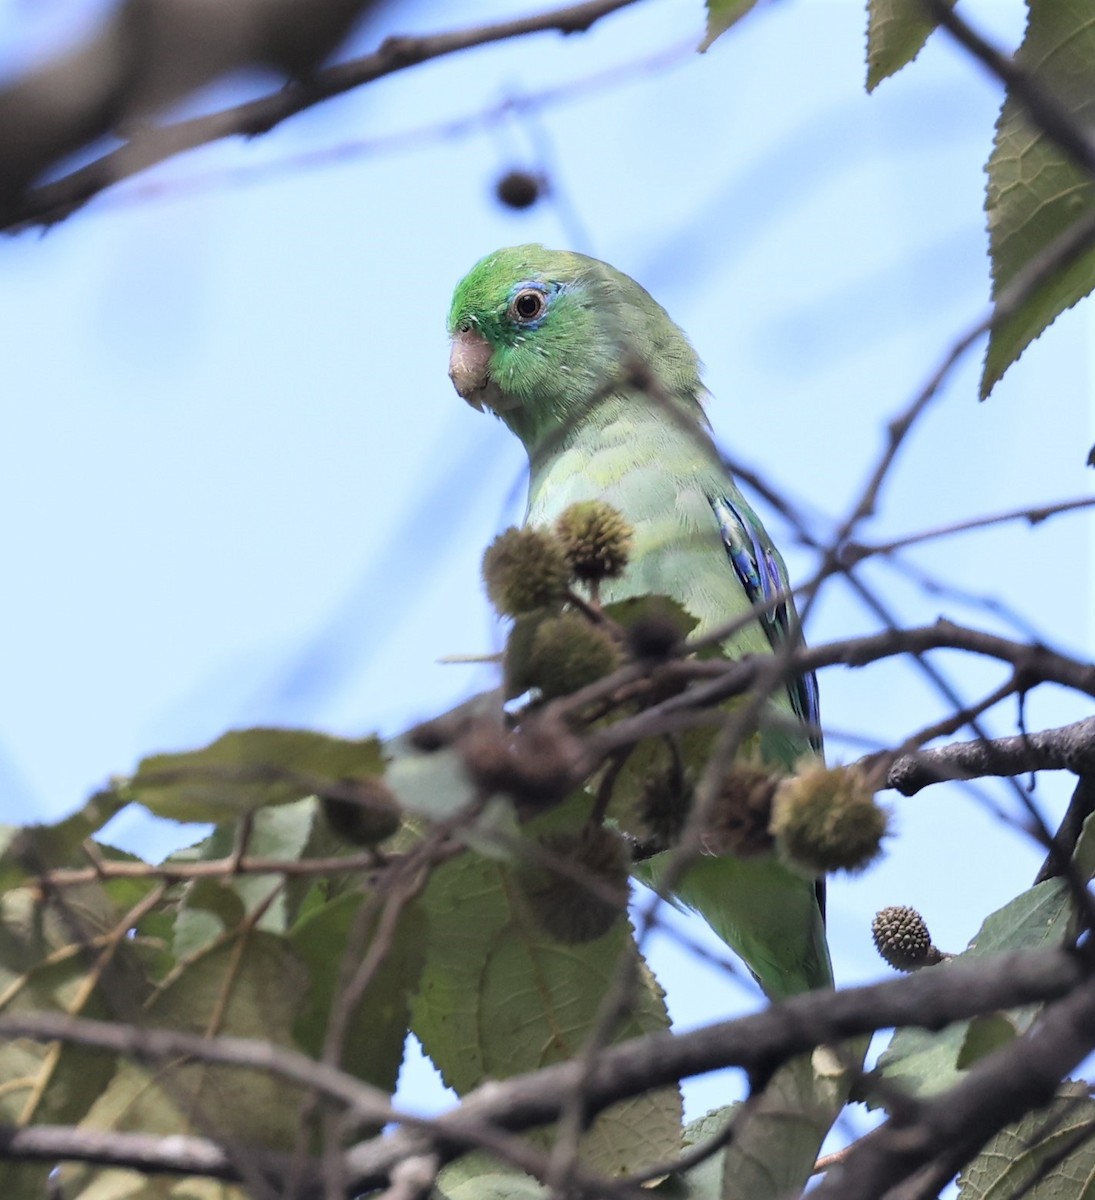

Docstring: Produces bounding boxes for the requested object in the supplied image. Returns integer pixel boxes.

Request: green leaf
[654,1106,736,1197]
[76,932,310,1151]
[956,1012,1019,1069]
[67,1170,247,1200]
[0,884,144,1198]
[602,594,699,641]
[435,1155,548,1199]
[957,1083,1095,1198]
[865,0,953,92]
[441,1177,549,1200]
[126,728,385,822]
[982,0,1095,397]
[384,692,504,822]
[876,875,1076,1102]
[410,850,682,1177]
[290,889,425,1108]
[169,797,320,956]
[0,789,126,888]
[701,0,762,51]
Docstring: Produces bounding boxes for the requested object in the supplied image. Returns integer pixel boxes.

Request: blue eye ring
[507,281,557,327]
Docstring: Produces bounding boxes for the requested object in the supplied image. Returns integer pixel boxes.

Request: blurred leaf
[435,1153,548,1198]
[410,848,681,1176]
[0,885,142,1197]
[865,0,952,92]
[126,728,384,822]
[876,875,1076,1102]
[76,932,310,1152]
[957,1083,1095,1197]
[956,1012,1019,1069]
[0,789,126,888]
[169,797,320,956]
[441,1177,548,1200]
[701,0,761,51]
[654,1106,735,1197]
[383,693,504,822]
[290,889,425,1108]
[68,1171,246,1200]
[982,1,1095,397]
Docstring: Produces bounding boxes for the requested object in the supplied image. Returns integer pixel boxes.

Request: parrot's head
[447,244,700,451]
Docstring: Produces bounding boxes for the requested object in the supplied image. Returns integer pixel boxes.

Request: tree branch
[0,949,1084,1192]
[884,716,1095,797]
[1,0,642,232]
[810,975,1095,1200]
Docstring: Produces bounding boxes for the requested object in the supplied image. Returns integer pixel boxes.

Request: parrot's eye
[511,289,546,322]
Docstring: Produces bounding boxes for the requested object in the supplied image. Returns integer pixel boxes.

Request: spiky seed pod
[871,905,945,972]
[704,762,781,857]
[321,777,401,846]
[503,608,551,699]
[459,717,578,810]
[639,765,692,846]
[482,527,571,617]
[518,824,630,943]
[770,762,888,876]
[526,612,623,699]
[554,501,634,583]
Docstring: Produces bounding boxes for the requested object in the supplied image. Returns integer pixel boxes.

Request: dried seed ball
[482,527,571,617]
[519,825,630,943]
[496,169,542,210]
[871,905,936,972]
[526,612,623,699]
[770,762,888,876]
[460,717,576,809]
[554,501,633,583]
[321,777,401,846]
[705,762,781,857]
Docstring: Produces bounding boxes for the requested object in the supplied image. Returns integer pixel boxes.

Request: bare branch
[884,716,1095,797]
[810,975,1095,1200]
[0,949,1084,1192]
[1,0,642,232]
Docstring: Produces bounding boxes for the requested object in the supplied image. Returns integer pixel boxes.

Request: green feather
[450,245,832,998]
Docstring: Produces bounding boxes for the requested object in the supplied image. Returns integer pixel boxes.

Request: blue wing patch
[710,494,821,752]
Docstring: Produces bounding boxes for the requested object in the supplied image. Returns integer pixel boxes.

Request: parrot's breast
[525,406,771,658]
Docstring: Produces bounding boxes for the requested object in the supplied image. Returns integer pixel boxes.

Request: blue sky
[0,0,1092,1123]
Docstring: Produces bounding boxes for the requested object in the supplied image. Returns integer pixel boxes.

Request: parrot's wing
[710,494,821,753]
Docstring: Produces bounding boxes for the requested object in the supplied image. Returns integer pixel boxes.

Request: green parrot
[447,244,831,1001]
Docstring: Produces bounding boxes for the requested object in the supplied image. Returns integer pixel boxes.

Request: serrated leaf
[654,1106,736,1197]
[701,0,761,51]
[865,0,953,92]
[410,850,682,1177]
[718,1047,854,1200]
[77,932,310,1152]
[982,1,1095,397]
[877,874,1077,1102]
[958,1083,1095,1198]
[126,728,384,822]
[290,889,425,1106]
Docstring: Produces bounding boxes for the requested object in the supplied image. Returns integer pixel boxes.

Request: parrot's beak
[449,329,493,410]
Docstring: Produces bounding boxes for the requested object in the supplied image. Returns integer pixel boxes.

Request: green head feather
[447,244,704,451]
